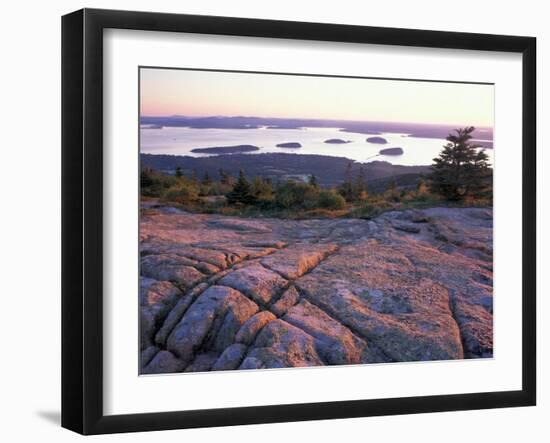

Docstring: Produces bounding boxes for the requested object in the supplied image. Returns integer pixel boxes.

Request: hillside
[141,153,431,188]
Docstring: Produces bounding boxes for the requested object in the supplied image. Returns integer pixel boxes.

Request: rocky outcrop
[240,319,325,369]
[140,206,493,373]
[218,264,288,305]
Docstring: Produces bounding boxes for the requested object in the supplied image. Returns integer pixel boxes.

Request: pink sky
[140,68,494,127]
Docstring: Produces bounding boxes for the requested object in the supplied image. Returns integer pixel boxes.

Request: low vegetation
[140,127,492,218]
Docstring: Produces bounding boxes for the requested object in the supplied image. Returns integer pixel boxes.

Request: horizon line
[139,114,494,129]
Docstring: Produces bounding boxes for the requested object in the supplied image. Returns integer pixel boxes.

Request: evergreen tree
[191,169,199,185]
[430,127,491,200]
[219,168,229,185]
[308,174,319,189]
[388,179,399,201]
[140,169,153,188]
[226,170,256,205]
[202,171,212,186]
[354,166,368,200]
[175,166,183,178]
[339,161,354,202]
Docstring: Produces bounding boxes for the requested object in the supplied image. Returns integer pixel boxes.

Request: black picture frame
[62,8,537,435]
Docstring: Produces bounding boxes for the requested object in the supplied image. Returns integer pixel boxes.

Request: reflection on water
[140,126,494,167]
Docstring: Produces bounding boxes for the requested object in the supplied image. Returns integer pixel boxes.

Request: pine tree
[191,169,199,185]
[202,171,212,186]
[339,161,354,202]
[219,168,229,185]
[140,169,154,188]
[175,166,183,178]
[226,170,256,205]
[354,165,368,200]
[430,127,491,200]
[308,174,319,189]
[388,179,398,201]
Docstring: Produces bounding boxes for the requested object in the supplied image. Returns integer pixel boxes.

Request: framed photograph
[62,8,536,435]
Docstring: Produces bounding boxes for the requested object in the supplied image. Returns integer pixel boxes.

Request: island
[366,136,388,144]
[190,145,260,154]
[324,138,351,144]
[379,147,404,155]
[275,142,302,148]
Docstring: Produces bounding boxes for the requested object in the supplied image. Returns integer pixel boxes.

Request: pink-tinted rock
[235,311,276,345]
[261,243,338,279]
[140,206,493,374]
[218,264,288,305]
[166,285,258,363]
[154,282,208,346]
[283,299,367,365]
[295,241,464,362]
[139,278,182,349]
[270,286,300,316]
[208,292,260,351]
[141,254,205,289]
[240,319,324,369]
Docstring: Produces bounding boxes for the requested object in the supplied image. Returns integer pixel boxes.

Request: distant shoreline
[140,115,494,148]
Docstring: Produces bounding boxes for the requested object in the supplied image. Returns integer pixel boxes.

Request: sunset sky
[140,68,494,127]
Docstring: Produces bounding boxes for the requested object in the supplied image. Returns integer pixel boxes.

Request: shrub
[318,190,346,210]
[140,169,178,197]
[275,181,319,209]
[161,182,199,204]
[251,176,274,203]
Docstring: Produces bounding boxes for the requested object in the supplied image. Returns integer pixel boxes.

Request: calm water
[140,126,494,167]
